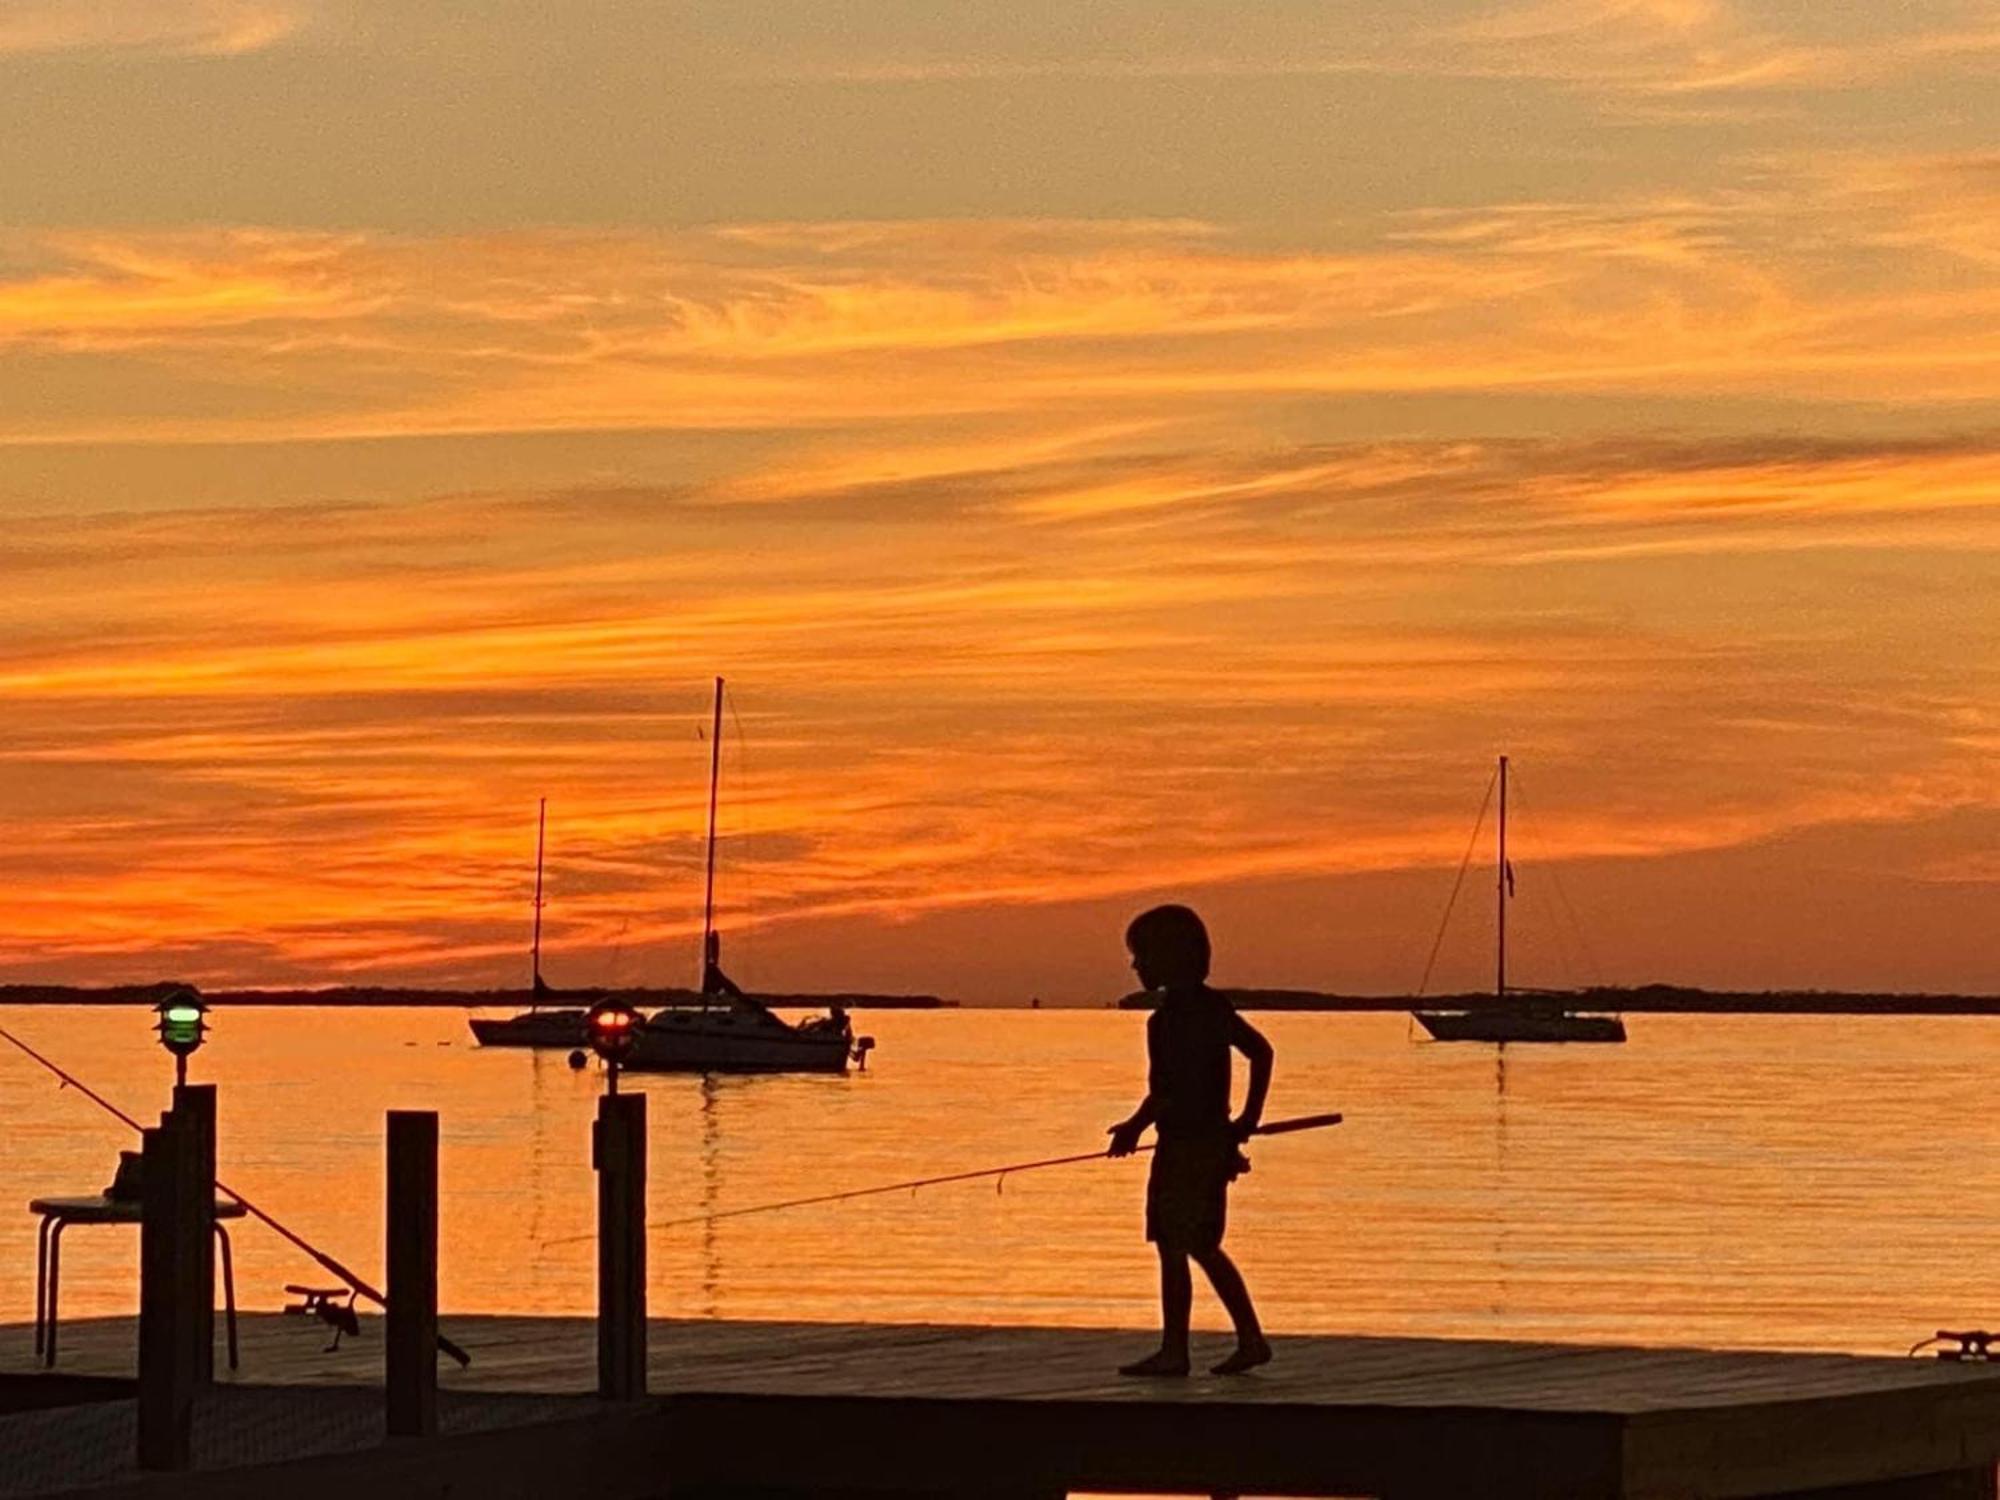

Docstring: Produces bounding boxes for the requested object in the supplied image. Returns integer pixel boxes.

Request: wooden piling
[386,1109,439,1438]
[137,1110,199,1470]
[594,1091,646,1400]
[171,1084,217,1381]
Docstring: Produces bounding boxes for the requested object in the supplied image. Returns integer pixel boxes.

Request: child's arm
[1107,1094,1157,1156]
[1229,1013,1273,1138]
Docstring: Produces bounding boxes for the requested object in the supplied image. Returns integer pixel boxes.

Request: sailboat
[468,798,593,1048]
[622,677,869,1073]
[1413,757,1626,1044]
[469,684,871,1070]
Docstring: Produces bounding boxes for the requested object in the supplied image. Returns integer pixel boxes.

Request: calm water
[4,1006,1998,1356]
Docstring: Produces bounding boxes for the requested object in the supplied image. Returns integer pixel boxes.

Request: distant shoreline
[0,984,956,1010]
[1117,985,2000,1016]
[5,982,2000,1015]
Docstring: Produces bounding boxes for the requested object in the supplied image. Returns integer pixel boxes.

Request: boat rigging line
[702,674,724,993]
[542,1111,1343,1246]
[723,678,760,988]
[530,794,547,1000]
[1414,764,1499,998]
[0,1023,473,1367]
[1505,769,1605,990]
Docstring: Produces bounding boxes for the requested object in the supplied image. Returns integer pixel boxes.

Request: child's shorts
[1145,1131,1242,1252]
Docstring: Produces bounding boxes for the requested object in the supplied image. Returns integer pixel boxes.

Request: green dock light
[153,985,208,1087]
[585,998,640,1092]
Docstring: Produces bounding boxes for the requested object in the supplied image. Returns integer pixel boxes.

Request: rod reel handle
[1253,1112,1344,1136]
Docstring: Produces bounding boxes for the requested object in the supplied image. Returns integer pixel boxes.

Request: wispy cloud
[4,170,1999,453]
[2,420,1993,989]
[0,1,305,57]
[3,4,1996,998]
[1440,0,1838,95]
[717,0,1998,113]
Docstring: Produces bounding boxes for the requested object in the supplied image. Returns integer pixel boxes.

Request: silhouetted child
[1108,904,1274,1376]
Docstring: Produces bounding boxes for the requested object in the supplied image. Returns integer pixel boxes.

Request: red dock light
[152,984,207,1086]
[585,998,641,1088]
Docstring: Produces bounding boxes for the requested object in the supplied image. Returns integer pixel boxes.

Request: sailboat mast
[1496,754,1508,998]
[531,796,546,999]
[702,676,724,989]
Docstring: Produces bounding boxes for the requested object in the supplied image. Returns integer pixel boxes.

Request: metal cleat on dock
[1929,1329,1997,1361]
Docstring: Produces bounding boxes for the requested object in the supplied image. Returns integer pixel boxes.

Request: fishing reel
[284,1284,362,1353]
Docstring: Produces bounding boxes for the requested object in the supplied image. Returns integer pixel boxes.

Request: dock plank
[8,1315,2000,1498]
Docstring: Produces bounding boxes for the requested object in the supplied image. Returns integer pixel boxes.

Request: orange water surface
[3,1006,1997,1356]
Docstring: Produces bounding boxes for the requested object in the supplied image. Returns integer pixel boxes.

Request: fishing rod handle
[1253,1112,1343,1136]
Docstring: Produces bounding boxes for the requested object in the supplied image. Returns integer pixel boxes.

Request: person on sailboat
[1108,904,1274,1377]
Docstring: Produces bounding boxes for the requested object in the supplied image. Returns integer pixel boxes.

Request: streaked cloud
[1440,0,1835,95]
[2,2,1995,996]
[0,1,304,57]
[715,0,1993,106]
[2,423,1993,991]
[4,163,1999,456]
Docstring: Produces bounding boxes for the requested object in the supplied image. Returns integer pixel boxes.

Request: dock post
[594,1090,647,1399]
[137,1109,200,1471]
[171,1083,217,1381]
[386,1109,439,1438]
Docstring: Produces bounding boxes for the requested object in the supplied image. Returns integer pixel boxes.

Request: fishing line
[541,1111,1342,1247]
[0,1024,472,1367]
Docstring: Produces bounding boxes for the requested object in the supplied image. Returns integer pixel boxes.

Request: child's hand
[1106,1119,1143,1157]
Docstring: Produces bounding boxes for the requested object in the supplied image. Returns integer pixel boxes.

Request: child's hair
[1125,904,1211,982]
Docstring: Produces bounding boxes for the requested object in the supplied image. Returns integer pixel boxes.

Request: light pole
[585,997,640,1091]
[152,986,208,1089]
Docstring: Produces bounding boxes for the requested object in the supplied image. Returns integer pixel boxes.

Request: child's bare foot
[1118,1348,1191,1377]
[1209,1335,1273,1375]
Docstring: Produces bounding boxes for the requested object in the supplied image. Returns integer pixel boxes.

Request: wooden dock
[7,1313,2000,1498]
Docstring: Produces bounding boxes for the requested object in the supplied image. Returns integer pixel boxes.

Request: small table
[29,1195,244,1371]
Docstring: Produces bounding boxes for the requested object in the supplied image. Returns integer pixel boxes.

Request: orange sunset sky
[2,0,1996,1002]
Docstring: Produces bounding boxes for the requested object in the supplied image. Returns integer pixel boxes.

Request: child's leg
[1193,1247,1272,1373]
[1119,1246,1194,1375]
[1160,1245,1193,1353]
[1190,1247,1260,1340]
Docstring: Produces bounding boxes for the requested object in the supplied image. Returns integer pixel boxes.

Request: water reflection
[1490,1045,1510,1318]
[527,1047,560,1256]
[5,1007,2000,1356]
[699,1072,721,1318]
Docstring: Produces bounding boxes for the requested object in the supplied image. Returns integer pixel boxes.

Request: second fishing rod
[0,1023,473,1367]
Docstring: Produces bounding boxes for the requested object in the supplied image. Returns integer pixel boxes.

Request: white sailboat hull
[624,1008,855,1073]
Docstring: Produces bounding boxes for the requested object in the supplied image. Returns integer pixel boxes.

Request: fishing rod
[0,1024,472,1367]
[547,1110,1343,1245]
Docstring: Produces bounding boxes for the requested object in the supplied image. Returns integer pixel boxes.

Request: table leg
[45,1220,66,1368]
[214,1223,238,1372]
[34,1215,51,1357]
